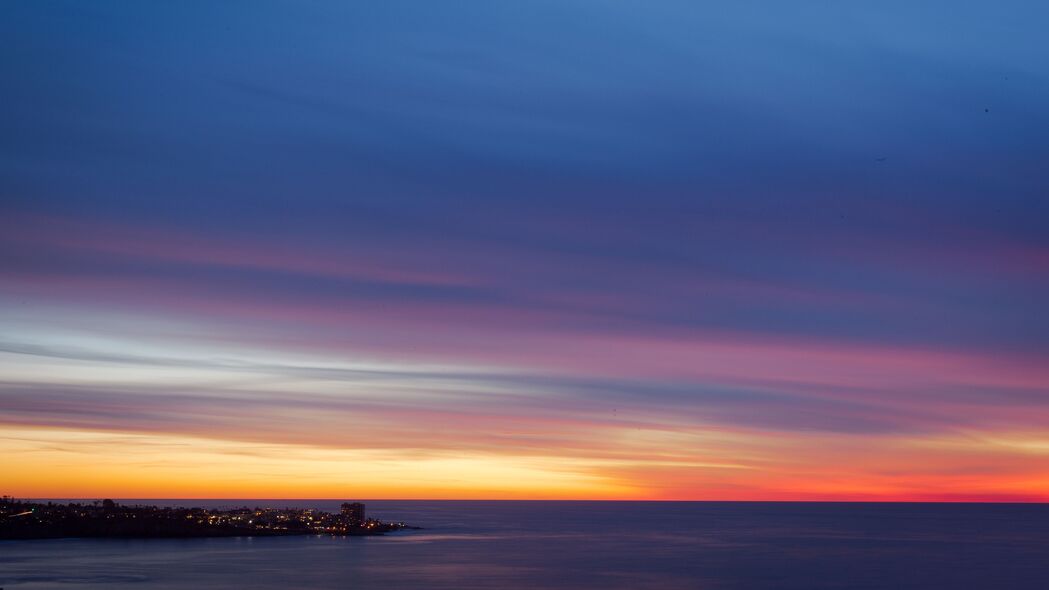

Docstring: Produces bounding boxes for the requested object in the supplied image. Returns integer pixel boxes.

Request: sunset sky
[2,1,1048,501]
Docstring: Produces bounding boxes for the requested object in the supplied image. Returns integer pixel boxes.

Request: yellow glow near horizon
[6,424,1049,501]
[0,426,636,499]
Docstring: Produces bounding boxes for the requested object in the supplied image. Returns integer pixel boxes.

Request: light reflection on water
[3,501,1048,589]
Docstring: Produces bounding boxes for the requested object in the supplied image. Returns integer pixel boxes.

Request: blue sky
[2,1,1048,499]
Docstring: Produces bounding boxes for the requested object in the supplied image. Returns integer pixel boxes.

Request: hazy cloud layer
[2,0,1048,499]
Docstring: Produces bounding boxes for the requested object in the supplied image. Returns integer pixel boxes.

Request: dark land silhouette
[0,497,415,540]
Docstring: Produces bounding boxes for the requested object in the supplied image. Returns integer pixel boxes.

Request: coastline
[1,498,416,541]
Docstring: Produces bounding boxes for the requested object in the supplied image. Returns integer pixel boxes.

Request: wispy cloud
[2,0,1047,499]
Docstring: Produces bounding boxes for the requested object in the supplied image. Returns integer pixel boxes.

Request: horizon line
[11,497,1049,505]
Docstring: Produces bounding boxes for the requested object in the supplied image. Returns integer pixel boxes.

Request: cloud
[2,0,1048,499]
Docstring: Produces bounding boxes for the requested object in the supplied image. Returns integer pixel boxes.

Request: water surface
[3,501,1048,589]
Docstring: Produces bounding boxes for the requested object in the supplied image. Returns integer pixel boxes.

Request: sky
[2,0,1048,501]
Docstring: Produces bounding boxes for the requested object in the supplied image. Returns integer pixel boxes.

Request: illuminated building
[340,502,365,526]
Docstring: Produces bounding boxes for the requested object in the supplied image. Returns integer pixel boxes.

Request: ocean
[2,501,1047,589]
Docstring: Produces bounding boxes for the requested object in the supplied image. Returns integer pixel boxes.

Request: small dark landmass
[0,496,418,540]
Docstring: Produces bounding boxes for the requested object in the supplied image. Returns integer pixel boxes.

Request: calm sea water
[2,501,1048,589]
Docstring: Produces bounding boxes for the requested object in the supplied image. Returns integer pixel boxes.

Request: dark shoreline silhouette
[0,497,417,540]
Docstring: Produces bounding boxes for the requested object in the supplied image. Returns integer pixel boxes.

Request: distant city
[0,496,416,540]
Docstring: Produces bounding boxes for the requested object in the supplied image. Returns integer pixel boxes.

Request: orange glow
[5,424,1048,501]
[1,426,635,500]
